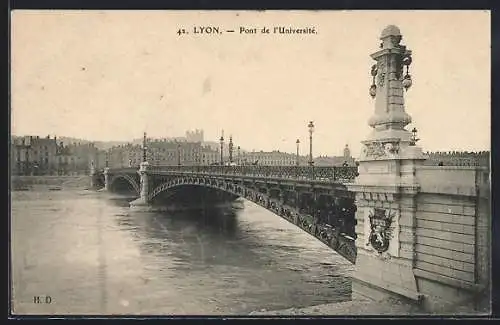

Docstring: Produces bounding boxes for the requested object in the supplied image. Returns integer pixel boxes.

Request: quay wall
[11,175,92,190]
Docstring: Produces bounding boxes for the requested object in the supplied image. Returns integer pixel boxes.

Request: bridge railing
[105,167,138,174]
[147,165,359,183]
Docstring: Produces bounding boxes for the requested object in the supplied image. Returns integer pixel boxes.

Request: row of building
[105,138,356,168]
[240,144,355,167]
[10,134,356,175]
[11,132,488,176]
[106,140,220,168]
[10,135,100,176]
[423,151,490,167]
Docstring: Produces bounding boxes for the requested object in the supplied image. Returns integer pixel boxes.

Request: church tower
[343,144,351,159]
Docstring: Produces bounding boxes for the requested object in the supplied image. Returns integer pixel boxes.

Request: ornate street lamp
[308,121,314,167]
[402,55,413,91]
[369,64,378,98]
[229,135,234,163]
[219,133,224,166]
[410,127,419,146]
[142,132,148,163]
[25,142,31,176]
[177,142,181,166]
[369,37,413,98]
[237,146,241,165]
[296,139,300,166]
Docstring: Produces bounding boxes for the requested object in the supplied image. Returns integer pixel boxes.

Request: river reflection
[11,190,353,315]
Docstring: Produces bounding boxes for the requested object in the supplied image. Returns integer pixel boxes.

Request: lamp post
[15,142,20,175]
[296,139,300,166]
[142,132,148,163]
[26,143,32,175]
[410,127,419,146]
[219,134,224,166]
[177,143,181,166]
[308,121,314,166]
[237,146,241,165]
[229,135,234,164]
[105,150,109,168]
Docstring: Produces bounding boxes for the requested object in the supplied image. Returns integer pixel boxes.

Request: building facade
[104,139,221,168]
[185,129,204,142]
[56,142,78,175]
[201,145,219,165]
[313,145,356,167]
[241,150,304,166]
[423,151,490,167]
[107,144,143,168]
[11,135,59,175]
[57,142,99,175]
[10,135,102,175]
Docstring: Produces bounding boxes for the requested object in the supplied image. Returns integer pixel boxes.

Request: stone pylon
[130,132,151,210]
[103,167,110,191]
[138,161,150,203]
[347,25,426,303]
[89,161,96,189]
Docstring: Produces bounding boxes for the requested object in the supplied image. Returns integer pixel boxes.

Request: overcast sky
[11,10,490,157]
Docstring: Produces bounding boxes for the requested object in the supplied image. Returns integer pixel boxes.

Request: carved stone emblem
[383,142,400,156]
[364,142,386,158]
[378,72,386,87]
[377,58,386,87]
[368,208,394,253]
[363,141,400,159]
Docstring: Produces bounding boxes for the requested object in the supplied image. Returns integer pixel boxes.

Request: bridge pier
[347,25,425,307]
[346,25,491,314]
[89,163,97,189]
[129,161,152,210]
[103,167,110,191]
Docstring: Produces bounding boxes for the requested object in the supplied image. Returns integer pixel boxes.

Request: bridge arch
[149,176,356,264]
[109,174,140,195]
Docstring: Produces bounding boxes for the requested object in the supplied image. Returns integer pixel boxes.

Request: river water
[11,189,353,315]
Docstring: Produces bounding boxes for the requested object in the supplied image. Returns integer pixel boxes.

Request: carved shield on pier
[368,208,393,253]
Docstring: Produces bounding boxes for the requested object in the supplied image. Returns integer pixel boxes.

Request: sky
[10,10,490,157]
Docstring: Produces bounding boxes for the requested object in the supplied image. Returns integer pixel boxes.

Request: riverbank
[249,296,484,316]
[11,175,91,191]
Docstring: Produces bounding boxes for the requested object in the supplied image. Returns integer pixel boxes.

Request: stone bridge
[92,164,360,264]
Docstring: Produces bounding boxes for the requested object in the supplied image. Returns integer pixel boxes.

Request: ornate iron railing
[146,174,357,263]
[105,167,138,174]
[146,165,358,183]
